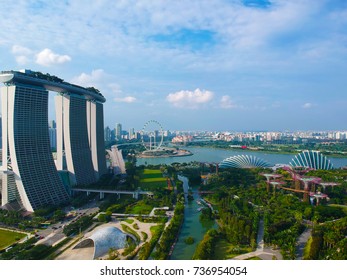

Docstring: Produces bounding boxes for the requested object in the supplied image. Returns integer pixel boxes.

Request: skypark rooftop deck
[0,70,106,103]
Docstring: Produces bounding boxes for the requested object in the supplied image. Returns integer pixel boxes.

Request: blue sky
[0,0,346,132]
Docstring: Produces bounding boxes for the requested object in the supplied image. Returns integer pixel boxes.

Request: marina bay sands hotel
[0,70,107,212]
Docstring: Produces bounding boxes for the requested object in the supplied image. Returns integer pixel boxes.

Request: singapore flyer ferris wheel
[141,120,164,151]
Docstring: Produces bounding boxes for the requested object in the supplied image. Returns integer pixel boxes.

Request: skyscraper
[116,123,122,140]
[50,120,56,129]
[0,70,107,211]
[129,128,135,140]
[49,127,57,151]
[104,126,111,142]
[1,83,69,211]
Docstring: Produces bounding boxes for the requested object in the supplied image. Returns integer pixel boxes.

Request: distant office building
[49,120,56,129]
[129,128,135,140]
[49,127,57,151]
[115,123,122,140]
[110,129,116,141]
[48,120,57,150]
[104,126,111,142]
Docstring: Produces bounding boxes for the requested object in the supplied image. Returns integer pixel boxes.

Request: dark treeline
[305,217,347,260]
[192,229,219,260]
[219,196,259,248]
[63,216,93,236]
[153,202,184,259]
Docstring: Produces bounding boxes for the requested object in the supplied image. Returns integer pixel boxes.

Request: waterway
[170,176,215,260]
[137,146,347,168]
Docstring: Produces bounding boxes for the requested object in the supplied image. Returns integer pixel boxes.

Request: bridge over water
[72,188,153,199]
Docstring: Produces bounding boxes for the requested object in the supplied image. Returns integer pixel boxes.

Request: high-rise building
[129,128,135,140]
[49,120,56,129]
[104,126,111,142]
[48,120,57,150]
[0,70,107,211]
[115,123,122,140]
[49,127,57,151]
[1,82,69,211]
[55,95,101,185]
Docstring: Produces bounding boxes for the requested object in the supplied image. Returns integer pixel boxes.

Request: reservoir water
[170,176,215,260]
[137,147,347,168]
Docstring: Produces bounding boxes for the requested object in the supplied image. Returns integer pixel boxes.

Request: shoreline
[183,145,347,159]
[137,153,193,159]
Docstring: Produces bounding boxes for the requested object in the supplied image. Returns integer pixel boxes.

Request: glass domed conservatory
[289,150,333,170]
[219,155,271,169]
[73,226,128,259]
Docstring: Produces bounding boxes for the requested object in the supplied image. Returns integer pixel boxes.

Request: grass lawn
[126,201,153,215]
[137,169,168,189]
[213,239,253,259]
[150,224,164,235]
[142,169,162,175]
[0,229,27,250]
[141,173,164,179]
[139,181,168,189]
[140,177,167,183]
[124,218,134,224]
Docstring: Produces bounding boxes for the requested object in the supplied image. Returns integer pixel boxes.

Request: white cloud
[220,95,236,109]
[302,102,313,109]
[11,45,33,65]
[71,69,106,87]
[35,48,71,66]
[166,88,214,108]
[72,70,137,104]
[11,45,32,55]
[114,96,137,103]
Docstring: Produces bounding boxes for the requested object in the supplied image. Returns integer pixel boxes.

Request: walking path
[231,219,282,260]
[295,228,312,260]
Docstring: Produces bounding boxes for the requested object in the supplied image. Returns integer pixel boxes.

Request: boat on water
[197,207,204,212]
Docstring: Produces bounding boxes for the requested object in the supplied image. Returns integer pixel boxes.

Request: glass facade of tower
[65,95,96,185]
[2,85,69,210]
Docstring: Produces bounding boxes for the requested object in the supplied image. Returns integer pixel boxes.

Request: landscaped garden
[0,229,27,250]
[138,169,168,190]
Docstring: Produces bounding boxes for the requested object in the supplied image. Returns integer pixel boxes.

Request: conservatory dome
[219,155,272,169]
[289,150,333,170]
[73,226,127,259]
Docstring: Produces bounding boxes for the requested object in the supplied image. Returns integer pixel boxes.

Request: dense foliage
[192,229,219,260]
[62,216,93,236]
[0,237,52,260]
[305,217,347,260]
[138,224,165,260]
[154,202,184,259]
[218,196,259,248]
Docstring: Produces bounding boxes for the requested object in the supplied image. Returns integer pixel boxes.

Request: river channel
[136,146,347,168]
[170,176,215,260]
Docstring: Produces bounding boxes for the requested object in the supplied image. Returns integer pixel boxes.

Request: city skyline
[0,1,346,131]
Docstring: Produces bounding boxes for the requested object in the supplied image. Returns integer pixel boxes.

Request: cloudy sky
[0,0,346,131]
